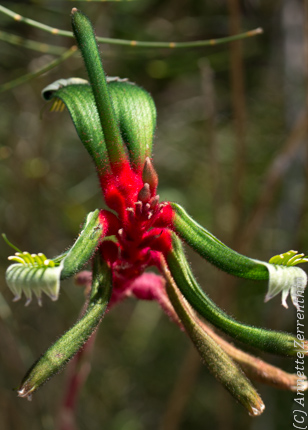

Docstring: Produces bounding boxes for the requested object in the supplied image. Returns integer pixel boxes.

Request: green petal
[166,233,305,356]
[171,202,307,309]
[108,79,156,170]
[17,253,112,399]
[5,210,104,305]
[42,80,109,176]
[42,78,156,174]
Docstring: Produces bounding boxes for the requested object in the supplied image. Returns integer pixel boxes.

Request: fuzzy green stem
[166,233,307,356]
[71,8,127,170]
[18,254,112,399]
[60,209,106,279]
[171,202,269,280]
[162,258,265,416]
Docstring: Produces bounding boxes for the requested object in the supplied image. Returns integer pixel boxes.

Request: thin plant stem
[56,0,134,2]
[0,5,263,50]
[63,0,134,2]
[0,30,65,55]
[0,46,77,94]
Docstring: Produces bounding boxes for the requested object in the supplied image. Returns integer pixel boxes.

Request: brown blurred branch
[235,110,308,254]
[199,60,220,233]
[57,336,95,430]
[57,277,94,430]
[296,0,308,248]
[221,1,246,426]
[198,320,304,391]
[228,0,247,239]
[159,344,201,430]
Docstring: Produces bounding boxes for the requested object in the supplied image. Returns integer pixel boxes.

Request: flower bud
[142,157,158,194]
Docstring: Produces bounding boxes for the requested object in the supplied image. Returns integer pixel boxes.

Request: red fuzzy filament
[98,158,173,290]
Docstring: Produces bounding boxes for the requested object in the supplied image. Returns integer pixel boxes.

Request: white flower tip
[17,388,26,397]
[291,378,308,392]
[249,403,265,417]
[17,387,32,400]
[25,298,32,307]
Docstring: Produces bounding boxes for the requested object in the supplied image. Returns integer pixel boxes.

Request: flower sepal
[262,250,308,309]
[4,209,107,305]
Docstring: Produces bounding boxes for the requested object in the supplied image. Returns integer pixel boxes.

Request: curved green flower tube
[5,210,105,304]
[166,233,307,356]
[163,260,264,416]
[17,253,112,399]
[171,202,269,279]
[171,202,307,309]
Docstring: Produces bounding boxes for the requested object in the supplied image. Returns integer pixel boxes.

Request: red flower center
[98,159,173,288]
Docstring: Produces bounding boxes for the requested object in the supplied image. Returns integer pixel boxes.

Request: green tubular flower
[4,8,308,415]
[170,202,308,310]
[166,233,305,356]
[5,209,112,305]
[162,259,265,416]
[18,253,112,399]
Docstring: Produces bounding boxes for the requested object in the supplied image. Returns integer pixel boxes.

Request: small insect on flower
[4,8,308,416]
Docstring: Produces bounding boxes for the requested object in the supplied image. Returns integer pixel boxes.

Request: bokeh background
[0,1,307,429]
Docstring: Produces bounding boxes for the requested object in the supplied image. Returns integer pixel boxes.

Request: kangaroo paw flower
[4,8,307,416]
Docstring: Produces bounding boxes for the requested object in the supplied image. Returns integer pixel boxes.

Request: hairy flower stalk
[4,8,308,414]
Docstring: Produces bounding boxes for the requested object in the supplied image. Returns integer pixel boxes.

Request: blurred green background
[0,1,307,429]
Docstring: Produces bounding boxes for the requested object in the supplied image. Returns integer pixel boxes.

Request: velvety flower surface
[5,9,308,415]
